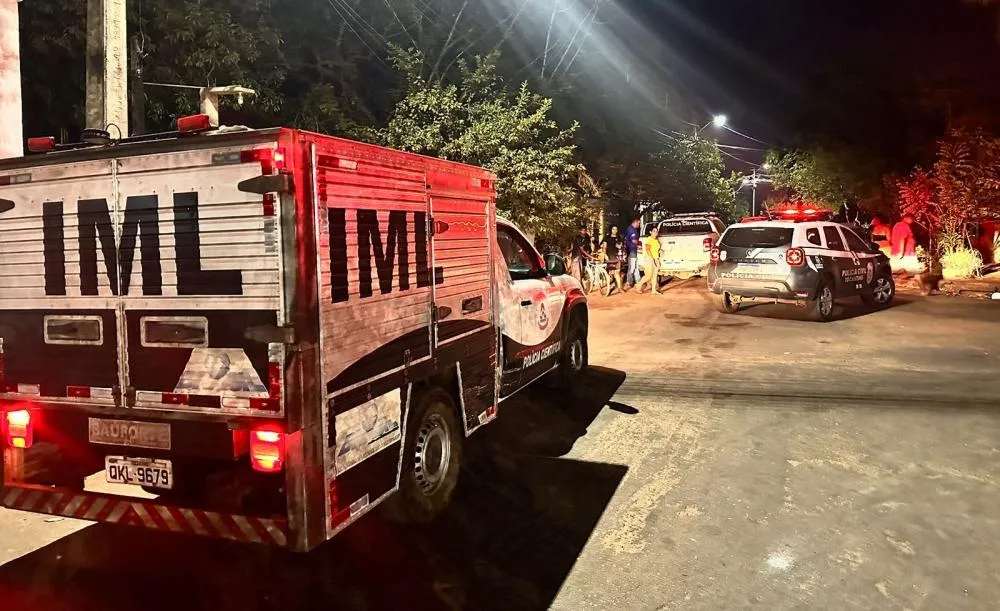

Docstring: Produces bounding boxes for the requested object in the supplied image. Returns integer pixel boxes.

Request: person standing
[599,225,625,294]
[625,218,642,289]
[635,226,662,295]
[870,215,892,255]
[570,225,593,282]
[891,214,918,274]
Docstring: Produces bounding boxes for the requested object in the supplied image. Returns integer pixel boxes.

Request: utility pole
[85,0,128,135]
[0,0,22,158]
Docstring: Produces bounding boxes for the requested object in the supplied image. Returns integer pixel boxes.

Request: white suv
[647,213,726,279]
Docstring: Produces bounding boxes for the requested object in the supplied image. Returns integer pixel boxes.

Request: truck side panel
[312,140,432,532]
[428,190,497,432]
[309,135,496,537]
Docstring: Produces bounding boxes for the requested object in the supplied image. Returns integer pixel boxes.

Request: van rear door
[116,142,285,415]
[0,159,121,406]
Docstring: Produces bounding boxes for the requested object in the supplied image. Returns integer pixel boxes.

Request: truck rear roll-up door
[115,145,286,415]
[0,160,121,405]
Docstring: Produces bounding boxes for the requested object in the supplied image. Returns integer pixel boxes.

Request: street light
[696,113,728,134]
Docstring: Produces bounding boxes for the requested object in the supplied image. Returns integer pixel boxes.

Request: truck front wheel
[554,323,588,389]
[383,387,462,524]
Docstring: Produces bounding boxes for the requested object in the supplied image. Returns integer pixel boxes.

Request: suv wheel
[862,273,895,308]
[807,279,835,322]
[713,291,740,314]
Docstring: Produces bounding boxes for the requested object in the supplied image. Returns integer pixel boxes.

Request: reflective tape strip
[231,515,262,543]
[205,511,231,539]
[20,490,42,511]
[0,487,288,546]
[3,487,22,506]
[83,497,108,520]
[261,520,287,547]
[105,501,129,523]
[179,508,209,536]
[131,503,157,528]
[39,492,63,513]
[62,494,87,517]
[156,506,184,532]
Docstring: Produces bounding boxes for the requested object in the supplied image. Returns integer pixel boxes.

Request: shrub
[940,246,983,279]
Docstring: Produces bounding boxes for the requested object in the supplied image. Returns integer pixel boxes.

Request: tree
[135,0,286,129]
[933,127,1000,233]
[765,147,879,211]
[895,168,940,233]
[376,48,597,239]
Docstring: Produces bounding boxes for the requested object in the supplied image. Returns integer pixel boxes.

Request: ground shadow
[734,294,917,322]
[0,368,629,611]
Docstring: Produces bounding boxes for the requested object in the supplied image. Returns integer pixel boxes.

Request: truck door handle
[520,300,533,306]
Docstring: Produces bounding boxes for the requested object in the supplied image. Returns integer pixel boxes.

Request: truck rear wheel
[383,387,462,524]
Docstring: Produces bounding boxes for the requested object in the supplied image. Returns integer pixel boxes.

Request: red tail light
[176,114,212,133]
[27,136,56,153]
[703,237,714,252]
[250,429,285,473]
[241,147,286,172]
[710,247,720,264]
[4,409,33,449]
[786,247,805,267]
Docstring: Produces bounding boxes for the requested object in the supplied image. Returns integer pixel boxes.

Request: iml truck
[0,117,589,551]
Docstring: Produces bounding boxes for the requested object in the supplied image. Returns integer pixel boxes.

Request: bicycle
[583,259,612,296]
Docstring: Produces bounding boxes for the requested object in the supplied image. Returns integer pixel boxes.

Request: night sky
[620,0,1000,160]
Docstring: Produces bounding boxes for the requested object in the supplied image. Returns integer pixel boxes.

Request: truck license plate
[89,418,171,450]
[105,456,173,490]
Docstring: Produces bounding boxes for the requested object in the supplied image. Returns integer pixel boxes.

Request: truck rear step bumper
[0,483,288,547]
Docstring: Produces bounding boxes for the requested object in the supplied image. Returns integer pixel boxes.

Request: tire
[554,323,588,388]
[713,291,740,314]
[862,273,895,308]
[597,268,613,297]
[807,279,835,322]
[383,387,462,524]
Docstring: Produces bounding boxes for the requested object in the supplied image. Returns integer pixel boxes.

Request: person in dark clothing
[570,225,593,282]
[599,225,625,293]
[624,218,642,289]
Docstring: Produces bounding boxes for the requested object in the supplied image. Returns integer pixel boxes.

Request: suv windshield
[658,218,717,235]
[720,226,794,249]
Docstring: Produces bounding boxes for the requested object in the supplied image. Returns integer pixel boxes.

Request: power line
[722,124,773,146]
[718,147,760,167]
[717,143,768,152]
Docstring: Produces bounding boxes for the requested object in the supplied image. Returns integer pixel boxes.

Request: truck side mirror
[544,254,567,276]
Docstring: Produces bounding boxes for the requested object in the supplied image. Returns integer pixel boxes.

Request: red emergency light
[250,428,285,473]
[176,114,213,134]
[26,136,56,153]
[4,408,33,449]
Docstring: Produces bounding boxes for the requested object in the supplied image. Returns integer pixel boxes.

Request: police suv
[707,215,895,322]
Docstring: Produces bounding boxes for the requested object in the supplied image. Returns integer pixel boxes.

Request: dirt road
[2,288,999,610]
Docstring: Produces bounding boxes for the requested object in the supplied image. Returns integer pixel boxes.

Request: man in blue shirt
[624,218,642,289]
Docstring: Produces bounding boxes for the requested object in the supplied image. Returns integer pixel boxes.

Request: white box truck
[0,119,589,551]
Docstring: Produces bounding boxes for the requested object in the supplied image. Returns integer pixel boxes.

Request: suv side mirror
[870,242,882,253]
[545,253,567,276]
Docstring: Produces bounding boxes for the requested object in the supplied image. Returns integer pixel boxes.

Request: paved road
[2,287,999,610]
